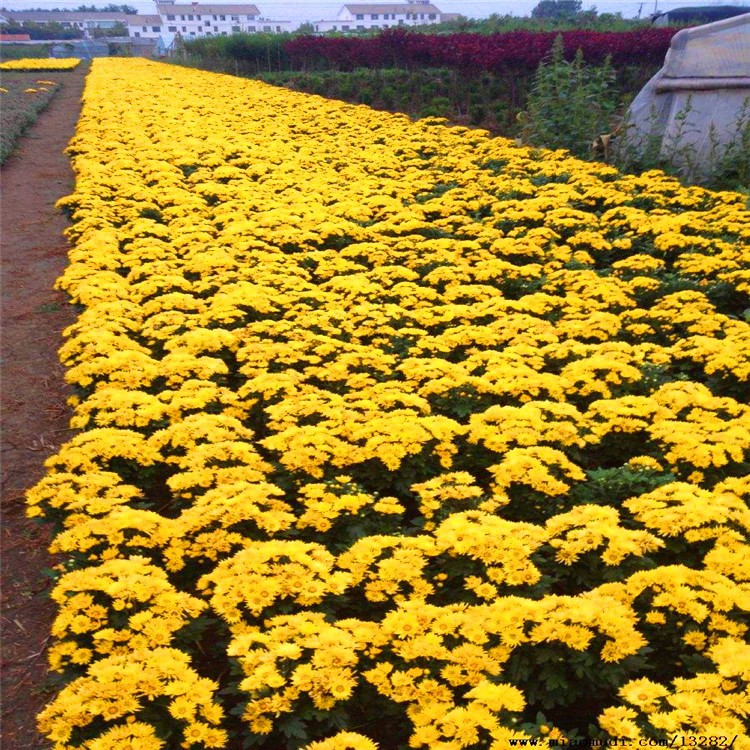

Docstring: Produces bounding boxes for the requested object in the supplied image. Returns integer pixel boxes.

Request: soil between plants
[1,62,87,749]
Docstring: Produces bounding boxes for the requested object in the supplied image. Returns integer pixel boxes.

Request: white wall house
[127,14,164,39]
[155,3,297,44]
[2,10,129,31]
[314,2,442,32]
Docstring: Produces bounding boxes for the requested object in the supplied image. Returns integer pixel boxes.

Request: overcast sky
[2,0,748,25]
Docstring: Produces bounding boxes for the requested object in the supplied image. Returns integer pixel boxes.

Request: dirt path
[1,63,87,749]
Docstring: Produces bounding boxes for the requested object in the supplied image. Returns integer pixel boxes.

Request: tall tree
[1,4,137,11]
[531,0,583,19]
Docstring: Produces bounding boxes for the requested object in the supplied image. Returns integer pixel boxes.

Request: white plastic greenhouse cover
[624,13,750,180]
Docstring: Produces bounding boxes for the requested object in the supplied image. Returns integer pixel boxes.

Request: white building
[313,2,442,33]
[2,10,129,32]
[127,14,164,39]
[155,3,297,42]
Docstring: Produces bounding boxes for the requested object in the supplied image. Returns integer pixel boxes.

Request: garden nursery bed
[2,57,749,750]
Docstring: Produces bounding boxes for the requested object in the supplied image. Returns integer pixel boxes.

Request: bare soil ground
[1,62,87,749]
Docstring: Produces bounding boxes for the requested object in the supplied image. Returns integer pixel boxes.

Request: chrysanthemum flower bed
[0,57,81,71]
[31,58,750,749]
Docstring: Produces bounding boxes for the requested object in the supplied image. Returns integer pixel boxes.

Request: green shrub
[710,99,750,192]
[420,95,453,118]
[0,43,51,60]
[521,34,617,158]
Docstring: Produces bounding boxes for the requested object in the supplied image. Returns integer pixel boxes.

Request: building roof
[342,3,441,13]
[128,15,163,24]
[156,4,261,14]
[657,4,749,18]
[0,33,31,40]
[4,10,129,21]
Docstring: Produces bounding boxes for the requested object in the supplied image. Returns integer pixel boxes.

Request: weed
[0,72,61,163]
[614,95,750,194]
[518,34,618,158]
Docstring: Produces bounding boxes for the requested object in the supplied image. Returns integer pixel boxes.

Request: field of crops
[0,57,80,71]
[185,27,677,74]
[30,58,750,749]
[282,27,677,71]
[0,73,61,161]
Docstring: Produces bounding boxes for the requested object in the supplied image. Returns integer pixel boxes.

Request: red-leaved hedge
[284,28,679,72]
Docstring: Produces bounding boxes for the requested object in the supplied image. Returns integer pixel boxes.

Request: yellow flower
[598,705,644,739]
[304,732,379,750]
[464,680,525,712]
[27,56,750,750]
[0,57,79,70]
[619,677,670,711]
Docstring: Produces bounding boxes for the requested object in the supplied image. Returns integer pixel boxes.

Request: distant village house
[1,0,453,54]
[155,2,296,39]
[314,1,443,32]
[0,9,128,30]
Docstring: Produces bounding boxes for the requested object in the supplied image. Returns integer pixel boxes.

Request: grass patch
[251,67,530,133]
[0,71,61,163]
[38,301,62,313]
[0,43,52,60]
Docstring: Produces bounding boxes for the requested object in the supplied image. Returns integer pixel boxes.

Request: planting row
[32,59,750,749]
[0,57,80,71]
[0,74,62,162]
[194,27,680,72]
